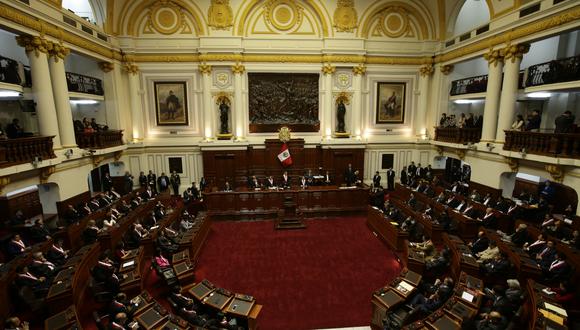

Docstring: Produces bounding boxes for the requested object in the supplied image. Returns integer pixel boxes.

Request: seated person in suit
[524,233,546,255]
[407,193,417,210]
[15,265,49,295]
[7,234,27,258]
[425,248,450,272]
[536,240,557,269]
[29,252,56,279]
[190,182,200,199]
[479,208,498,229]
[154,201,166,219]
[480,285,514,318]
[114,242,130,262]
[47,239,68,265]
[79,202,92,216]
[88,198,101,211]
[10,210,26,226]
[143,211,158,229]
[423,185,435,198]
[281,171,291,187]
[469,231,489,255]
[109,312,128,330]
[324,170,331,185]
[223,181,232,192]
[482,252,511,275]
[434,191,446,204]
[462,202,477,218]
[93,254,123,292]
[65,204,81,224]
[495,198,509,213]
[157,230,179,254]
[4,317,29,330]
[475,311,508,330]
[83,220,101,244]
[505,279,523,305]
[103,216,117,230]
[182,188,193,203]
[445,195,460,208]
[130,196,142,209]
[469,189,482,202]
[126,222,147,249]
[544,220,570,240]
[265,176,276,188]
[141,186,155,200]
[509,223,529,247]
[409,277,454,315]
[454,199,467,212]
[563,230,580,250]
[29,219,51,243]
[411,236,436,261]
[109,293,133,319]
[248,176,260,189]
[170,287,195,309]
[299,176,308,187]
[482,193,495,207]
[544,252,571,281]
[477,240,499,262]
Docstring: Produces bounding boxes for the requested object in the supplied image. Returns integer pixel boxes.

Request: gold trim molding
[0,176,10,195]
[124,63,139,75]
[504,157,519,173]
[483,48,504,67]
[419,64,434,77]
[98,62,114,73]
[198,63,212,75]
[352,64,366,75]
[545,164,564,183]
[39,166,55,184]
[322,63,336,75]
[15,35,51,57]
[48,42,70,62]
[231,62,245,74]
[503,43,530,63]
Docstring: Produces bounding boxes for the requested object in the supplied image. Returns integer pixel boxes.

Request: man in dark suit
[545,253,571,281]
[510,224,529,247]
[147,170,157,193]
[372,171,381,187]
[93,255,121,292]
[123,172,134,194]
[265,176,276,188]
[6,118,23,138]
[554,111,574,133]
[482,253,511,275]
[103,173,113,191]
[141,186,154,200]
[400,166,408,185]
[82,220,101,244]
[46,239,68,265]
[386,168,395,190]
[64,204,80,224]
[480,208,497,229]
[463,203,477,218]
[7,234,27,258]
[248,176,260,189]
[29,219,51,243]
[157,172,170,193]
[407,162,417,178]
[281,171,291,187]
[344,163,355,186]
[415,163,423,179]
[469,231,489,255]
[138,171,147,188]
[109,293,132,318]
[29,252,56,279]
[15,265,48,293]
[536,240,557,270]
[170,171,180,196]
[407,193,417,210]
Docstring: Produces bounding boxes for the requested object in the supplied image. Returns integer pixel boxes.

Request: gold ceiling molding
[199,53,244,62]
[98,62,115,73]
[366,56,430,65]
[419,64,434,77]
[359,2,431,40]
[440,64,453,75]
[208,0,234,30]
[333,0,358,33]
[124,0,204,36]
[378,6,410,38]
[438,5,580,64]
[134,54,200,62]
[40,0,62,8]
[144,0,189,35]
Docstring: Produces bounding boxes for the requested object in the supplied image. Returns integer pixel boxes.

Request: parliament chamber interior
[0,0,579,329]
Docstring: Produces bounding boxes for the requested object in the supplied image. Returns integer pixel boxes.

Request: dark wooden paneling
[469,181,503,200]
[56,191,92,218]
[202,139,365,189]
[0,189,43,223]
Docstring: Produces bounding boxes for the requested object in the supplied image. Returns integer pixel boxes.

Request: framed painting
[154,81,188,126]
[376,82,406,124]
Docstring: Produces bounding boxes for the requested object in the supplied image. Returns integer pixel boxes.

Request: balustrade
[0,136,56,167]
[434,127,481,144]
[504,130,580,158]
[525,54,580,87]
[74,130,123,149]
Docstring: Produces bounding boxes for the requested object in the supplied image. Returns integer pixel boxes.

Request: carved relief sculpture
[248,73,319,132]
[208,0,233,30]
[333,0,358,32]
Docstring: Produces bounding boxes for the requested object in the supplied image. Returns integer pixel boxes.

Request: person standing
[373,171,381,187]
[387,167,395,191]
[123,171,134,194]
[344,163,355,186]
[170,171,180,196]
[400,166,408,185]
[158,172,170,193]
[139,171,147,189]
[147,170,157,193]
[102,173,113,192]
[554,111,575,133]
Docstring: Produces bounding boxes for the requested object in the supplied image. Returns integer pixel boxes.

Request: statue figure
[337,100,346,133]
[219,100,229,134]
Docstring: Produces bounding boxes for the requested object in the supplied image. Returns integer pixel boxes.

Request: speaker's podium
[275,196,306,230]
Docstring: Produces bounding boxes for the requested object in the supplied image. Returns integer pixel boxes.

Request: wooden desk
[134,304,169,330]
[367,206,409,252]
[225,294,256,317]
[119,247,146,297]
[204,289,234,310]
[189,280,215,300]
[425,311,461,330]
[204,185,369,220]
[44,305,81,330]
[173,261,195,286]
[371,289,405,328]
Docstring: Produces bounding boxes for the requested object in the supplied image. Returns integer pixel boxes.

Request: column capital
[483,48,504,67]
[440,64,454,75]
[198,63,212,75]
[322,63,336,75]
[47,42,70,62]
[419,64,434,77]
[352,64,366,75]
[503,43,530,63]
[231,62,245,75]
[124,63,139,75]
[16,35,51,57]
[0,176,10,195]
[98,62,115,73]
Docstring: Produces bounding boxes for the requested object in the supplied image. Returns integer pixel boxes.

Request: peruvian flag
[277,143,293,167]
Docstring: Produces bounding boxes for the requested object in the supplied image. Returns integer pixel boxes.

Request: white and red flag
[277,143,293,167]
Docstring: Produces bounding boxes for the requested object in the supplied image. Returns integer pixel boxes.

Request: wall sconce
[520,148,527,158]
[31,156,42,167]
[64,149,73,158]
[486,143,495,152]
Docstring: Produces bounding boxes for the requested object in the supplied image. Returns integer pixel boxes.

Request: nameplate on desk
[396,280,414,293]
[461,291,475,303]
[122,260,135,268]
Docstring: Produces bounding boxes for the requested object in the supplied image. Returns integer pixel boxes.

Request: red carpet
[195,217,401,330]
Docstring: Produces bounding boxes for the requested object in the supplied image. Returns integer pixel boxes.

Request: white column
[416,65,433,138]
[125,63,143,142]
[48,44,76,148]
[99,62,121,131]
[351,65,365,138]
[199,64,214,139]
[495,44,529,143]
[322,64,335,138]
[16,36,61,148]
[232,63,245,140]
[481,50,505,142]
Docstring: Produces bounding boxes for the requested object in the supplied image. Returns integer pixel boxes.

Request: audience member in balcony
[103,173,113,192]
[554,111,575,133]
[139,171,147,188]
[511,114,525,131]
[82,118,94,133]
[540,180,555,201]
[6,118,23,138]
[439,113,448,127]
[525,110,541,131]
[90,118,100,131]
[458,113,466,128]
[475,114,483,128]
[29,219,51,243]
[466,113,475,127]
[73,119,84,132]
[446,114,457,127]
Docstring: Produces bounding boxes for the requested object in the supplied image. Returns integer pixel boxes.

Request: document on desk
[544,302,568,317]
[122,260,135,268]
[396,280,414,293]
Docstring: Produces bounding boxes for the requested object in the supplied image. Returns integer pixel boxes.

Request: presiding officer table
[204,185,369,220]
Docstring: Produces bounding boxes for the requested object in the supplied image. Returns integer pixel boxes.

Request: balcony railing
[66,72,104,96]
[0,136,56,167]
[525,54,580,88]
[504,130,580,159]
[450,75,488,96]
[75,130,123,149]
[434,127,482,144]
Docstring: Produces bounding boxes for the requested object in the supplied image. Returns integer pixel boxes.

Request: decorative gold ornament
[214,92,232,105]
[322,63,336,75]
[41,0,62,8]
[208,0,233,30]
[278,126,291,143]
[39,166,55,184]
[198,63,212,75]
[47,42,70,62]
[455,149,466,160]
[483,48,504,67]
[419,64,434,77]
[545,164,564,182]
[352,64,366,75]
[440,65,454,75]
[435,146,444,156]
[98,62,115,73]
[333,0,358,33]
[503,43,530,63]
[0,176,10,195]
[146,0,187,35]
[114,151,124,162]
[264,0,303,32]
[92,155,105,167]
[124,63,139,75]
[231,62,245,74]
[16,35,51,57]
[379,6,410,38]
[335,92,351,105]
[504,157,519,173]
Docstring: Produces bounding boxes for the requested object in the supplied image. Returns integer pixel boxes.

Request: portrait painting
[154,81,188,126]
[376,82,406,124]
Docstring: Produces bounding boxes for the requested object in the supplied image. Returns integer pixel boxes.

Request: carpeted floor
[195,217,401,330]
